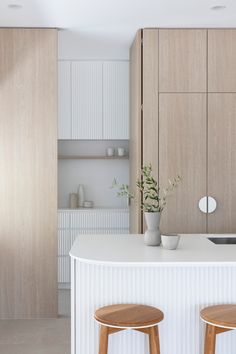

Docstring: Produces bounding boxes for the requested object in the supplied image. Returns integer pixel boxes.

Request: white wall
[58,141,129,208]
[58,30,130,60]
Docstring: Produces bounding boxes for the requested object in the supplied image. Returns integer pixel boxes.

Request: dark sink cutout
[208,237,236,245]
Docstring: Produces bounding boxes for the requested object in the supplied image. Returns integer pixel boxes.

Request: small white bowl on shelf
[83,201,94,208]
[161,234,180,250]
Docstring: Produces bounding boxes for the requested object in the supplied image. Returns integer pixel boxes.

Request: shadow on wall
[58,28,130,60]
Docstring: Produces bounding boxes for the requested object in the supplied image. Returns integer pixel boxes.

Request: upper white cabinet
[58,61,129,140]
[58,61,71,139]
[103,62,129,139]
[72,62,103,139]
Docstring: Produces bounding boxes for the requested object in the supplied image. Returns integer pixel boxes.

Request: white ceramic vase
[144,212,161,246]
[78,184,85,207]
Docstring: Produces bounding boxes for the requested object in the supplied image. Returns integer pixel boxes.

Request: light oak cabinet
[0,29,57,318]
[159,29,207,92]
[58,61,129,140]
[208,30,236,92]
[130,28,236,234]
[130,31,142,233]
[208,94,236,233]
[159,94,207,233]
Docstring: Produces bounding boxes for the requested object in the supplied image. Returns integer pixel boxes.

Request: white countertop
[69,234,236,266]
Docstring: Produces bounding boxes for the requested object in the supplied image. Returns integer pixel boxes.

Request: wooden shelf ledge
[58,155,129,160]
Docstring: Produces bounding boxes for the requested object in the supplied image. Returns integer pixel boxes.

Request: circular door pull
[199,196,217,214]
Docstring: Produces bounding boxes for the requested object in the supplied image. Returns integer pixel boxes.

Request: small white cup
[161,234,180,250]
[117,147,125,156]
[106,147,115,156]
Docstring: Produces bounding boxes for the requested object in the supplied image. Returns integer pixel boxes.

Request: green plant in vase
[112,164,181,246]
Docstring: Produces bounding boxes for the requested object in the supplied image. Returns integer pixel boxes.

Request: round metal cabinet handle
[198,196,217,214]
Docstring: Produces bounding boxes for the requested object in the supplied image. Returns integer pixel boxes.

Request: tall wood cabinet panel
[0,29,57,318]
[130,28,236,234]
[143,29,159,178]
[208,30,236,92]
[71,62,103,139]
[208,94,236,232]
[130,30,142,233]
[159,94,207,233]
[159,29,207,92]
[103,62,129,139]
[58,61,71,139]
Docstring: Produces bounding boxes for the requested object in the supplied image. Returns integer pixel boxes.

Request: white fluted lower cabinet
[70,234,236,354]
[58,209,129,286]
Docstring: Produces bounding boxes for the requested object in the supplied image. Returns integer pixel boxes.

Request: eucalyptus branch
[111,164,181,213]
[111,178,134,199]
[137,164,181,213]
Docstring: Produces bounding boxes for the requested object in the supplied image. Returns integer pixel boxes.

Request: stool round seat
[201,304,236,329]
[95,304,164,329]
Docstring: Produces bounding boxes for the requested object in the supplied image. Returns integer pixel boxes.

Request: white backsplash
[58,140,129,208]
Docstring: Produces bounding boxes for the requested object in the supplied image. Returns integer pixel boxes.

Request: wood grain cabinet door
[159,29,207,93]
[130,31,142,233]
[208,94,236,233]
[208,30,236,92]
[159,94,207,234]
[0,29,57,318]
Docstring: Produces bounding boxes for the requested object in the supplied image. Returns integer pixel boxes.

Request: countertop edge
[69,253,236,267]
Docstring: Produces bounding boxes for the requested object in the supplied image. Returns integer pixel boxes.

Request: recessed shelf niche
[58,140,129,209]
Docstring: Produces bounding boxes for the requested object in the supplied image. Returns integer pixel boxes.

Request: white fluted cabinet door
[103,62,129,139]
[58,61,71,139]
[72,62,103,139]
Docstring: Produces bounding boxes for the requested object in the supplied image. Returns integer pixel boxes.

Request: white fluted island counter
[70,234,236,354]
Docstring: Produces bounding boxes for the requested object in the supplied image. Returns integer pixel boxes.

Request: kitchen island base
[70,235,236,354]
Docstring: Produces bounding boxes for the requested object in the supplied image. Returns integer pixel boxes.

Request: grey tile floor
[0,290,71,354]
[0,317,70,354]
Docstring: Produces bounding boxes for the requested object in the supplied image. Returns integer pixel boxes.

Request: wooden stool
[200,304,236,354]
[94,304,164,354]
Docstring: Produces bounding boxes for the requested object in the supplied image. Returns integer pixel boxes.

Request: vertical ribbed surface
[71,62,103,139]
[58,61,71,139]
[58,257,70,283]
[58,210,70,229]
[72,263,236,354]
[58,210,129,284]
[70,209,129,229]
[103,62,129,139]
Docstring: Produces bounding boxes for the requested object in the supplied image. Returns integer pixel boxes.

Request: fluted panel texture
[72,262,236,354]
[58,210,70,229]
[70,209,129,229]
[58,256,70,283]
[71,62,103,139]
[103,62,129,139]
[58,61,71,139]
[58,210,129,284]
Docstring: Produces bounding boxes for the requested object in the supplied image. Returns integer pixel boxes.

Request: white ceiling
[1,0,236,55]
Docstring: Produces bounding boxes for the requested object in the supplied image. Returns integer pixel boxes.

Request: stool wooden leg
[149,326,160,354]
[204,324,216,354]
[99,325,109,354]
